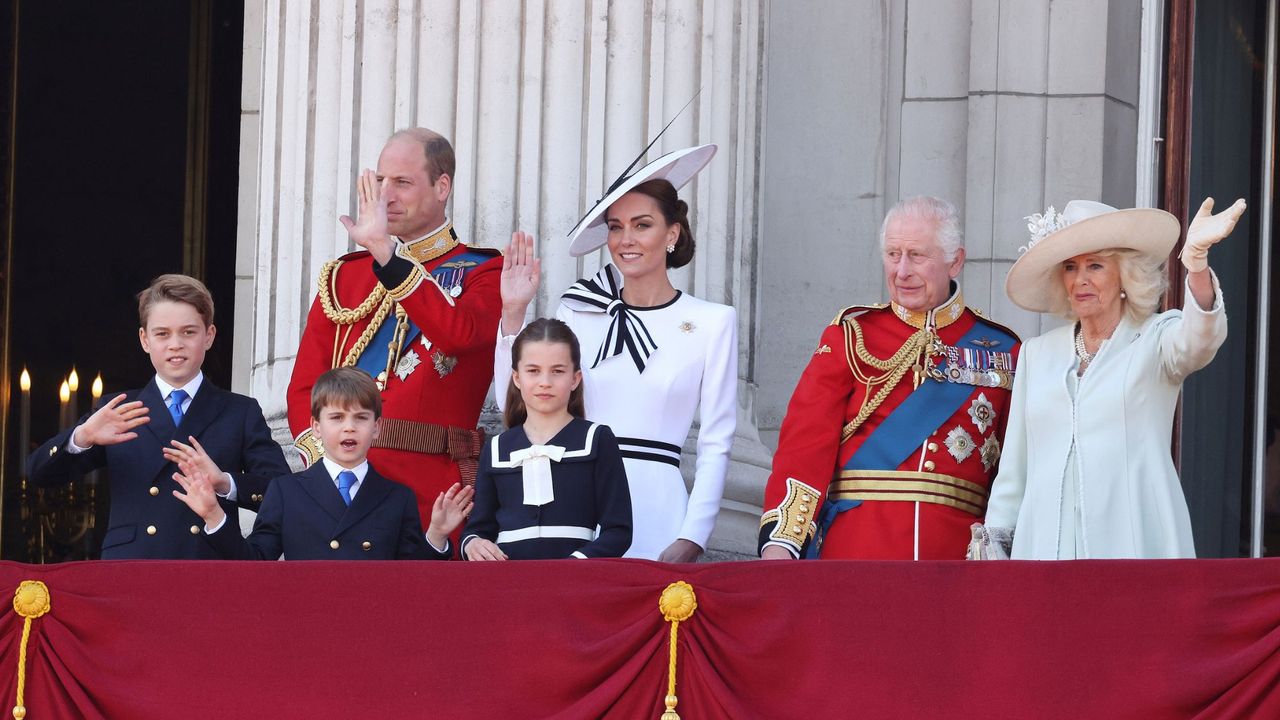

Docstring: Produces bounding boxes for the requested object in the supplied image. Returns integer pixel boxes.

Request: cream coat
[985,277,1227,559]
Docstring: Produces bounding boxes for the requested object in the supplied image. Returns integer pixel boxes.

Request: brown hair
[137,274,215,328]
[389,127,456,184]
[504,318,586,428]
[626,178,695,268]
[311,367,382,420]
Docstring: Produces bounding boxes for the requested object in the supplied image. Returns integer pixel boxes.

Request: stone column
[236,0,770,556]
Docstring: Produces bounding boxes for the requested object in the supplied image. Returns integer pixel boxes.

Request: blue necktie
[337,470,356,507]
[167,389,188,428]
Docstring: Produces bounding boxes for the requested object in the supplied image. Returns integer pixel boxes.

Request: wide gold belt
[828,469,989,517]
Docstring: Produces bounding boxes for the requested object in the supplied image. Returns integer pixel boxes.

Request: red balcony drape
[0,558,1277,719]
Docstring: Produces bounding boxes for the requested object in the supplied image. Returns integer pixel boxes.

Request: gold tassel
[11,581,51,720]
[657,581,697,720]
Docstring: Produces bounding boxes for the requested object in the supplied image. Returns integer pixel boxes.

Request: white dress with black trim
[461,417,633,560]
[495,264,738,559]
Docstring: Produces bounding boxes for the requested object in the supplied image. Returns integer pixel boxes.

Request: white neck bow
[509,444,566,506]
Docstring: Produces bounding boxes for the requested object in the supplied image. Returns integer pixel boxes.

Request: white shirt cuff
[425,535,451,554]
[204,515,228,534]
[66,427,89,454]
[218,474,238,502]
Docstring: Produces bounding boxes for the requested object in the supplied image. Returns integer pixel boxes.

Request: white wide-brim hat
[567,144,718,256]
[1005,200,1180,313]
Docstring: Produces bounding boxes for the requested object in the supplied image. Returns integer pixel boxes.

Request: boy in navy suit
[174,367,473,559]
[27,274,290,559]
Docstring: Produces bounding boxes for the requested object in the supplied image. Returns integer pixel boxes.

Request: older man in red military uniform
[288,128,501,532]
[760,196,1020,560]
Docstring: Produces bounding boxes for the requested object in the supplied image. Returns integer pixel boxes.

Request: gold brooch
[814,344,832,355]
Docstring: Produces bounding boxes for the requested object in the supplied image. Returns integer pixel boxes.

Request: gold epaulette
[829,303,888,326]
[970,307,1022,343]
[293,427,325,467]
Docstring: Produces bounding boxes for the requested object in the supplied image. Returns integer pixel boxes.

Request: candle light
[68,367,80,423]
[19,368,30,475]
[91,373,103,401]
[59,379,70,430]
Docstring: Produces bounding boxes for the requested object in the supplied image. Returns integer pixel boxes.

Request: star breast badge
[968,393,996,433]
[395,349,422,381]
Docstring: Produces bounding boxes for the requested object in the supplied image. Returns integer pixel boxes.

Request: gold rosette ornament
[11,581,51,720]
[657,581,697,720]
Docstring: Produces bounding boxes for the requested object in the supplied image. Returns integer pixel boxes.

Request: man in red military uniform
[288,128,502,532]
[760,196,1020,560]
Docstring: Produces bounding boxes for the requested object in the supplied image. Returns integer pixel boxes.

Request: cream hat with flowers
[1004,200,1180,312]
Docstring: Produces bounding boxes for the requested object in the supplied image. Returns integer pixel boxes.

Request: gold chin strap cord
[11,580,51,720]
[658,581,698,720]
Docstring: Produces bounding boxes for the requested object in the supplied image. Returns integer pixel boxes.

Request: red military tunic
[759,288,1020,559]
[287,223,502,531]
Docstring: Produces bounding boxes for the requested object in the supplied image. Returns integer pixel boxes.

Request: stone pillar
[236,0,769,556]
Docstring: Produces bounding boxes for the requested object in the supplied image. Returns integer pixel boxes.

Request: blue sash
[352,250,494,379]
[804,318,1016,558]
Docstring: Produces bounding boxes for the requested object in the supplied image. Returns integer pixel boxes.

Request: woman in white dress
[495,145,736,562]
[972,197,1245,560]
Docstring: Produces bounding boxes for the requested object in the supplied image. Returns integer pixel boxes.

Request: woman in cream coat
[976,197,1246,559]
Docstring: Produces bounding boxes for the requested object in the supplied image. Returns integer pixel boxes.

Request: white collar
[321,457,369,483]
[155,371,204,402]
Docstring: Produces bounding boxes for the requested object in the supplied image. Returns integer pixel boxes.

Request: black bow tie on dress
[562,265,659,373]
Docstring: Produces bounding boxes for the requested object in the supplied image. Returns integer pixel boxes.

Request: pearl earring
[1120,290,1127,299]
[666,245,675,254]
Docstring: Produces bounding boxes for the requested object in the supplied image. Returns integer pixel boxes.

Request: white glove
[1181,197,1247,272]
[966,523,1013,560]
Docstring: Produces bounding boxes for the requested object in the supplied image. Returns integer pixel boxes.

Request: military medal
[432,350,457,378]
[395,349,422,381]
[939,344,1014,388]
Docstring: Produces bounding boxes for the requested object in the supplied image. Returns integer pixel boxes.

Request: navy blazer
[205,463,449,561]
[27,379,290,559]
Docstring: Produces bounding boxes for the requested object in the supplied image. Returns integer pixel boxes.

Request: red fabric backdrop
[0,559,1278,719]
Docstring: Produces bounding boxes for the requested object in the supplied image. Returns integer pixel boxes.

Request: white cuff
[425,535,451,554]
[218,474,238,502]
[762,540,800,559]
[204,515,228,534]
[66,427,89,454]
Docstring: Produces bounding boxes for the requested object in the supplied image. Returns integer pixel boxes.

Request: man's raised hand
[339,169,395,265]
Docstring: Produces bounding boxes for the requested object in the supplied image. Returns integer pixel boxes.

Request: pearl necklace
[1073,325,1093,364]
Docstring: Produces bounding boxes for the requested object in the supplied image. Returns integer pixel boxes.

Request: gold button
[146,525,157,536]
[149,486,160,496]
[795,515,806,524]
[50,446,57,456]
[252,494,263,502]
[927,442,938,452]
[190,525,200,535]
[362,541,372,551]
[330,540,340,550]
[792,526,802,533]
[924,460,936,471]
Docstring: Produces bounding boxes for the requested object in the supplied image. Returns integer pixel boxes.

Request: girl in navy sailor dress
[462,319,632,560]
